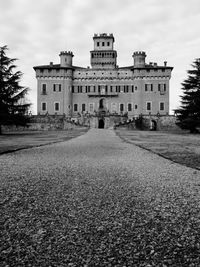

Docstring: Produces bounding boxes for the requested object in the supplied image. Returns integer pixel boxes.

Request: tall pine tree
[0,45,30,134]
[176,58,200,133]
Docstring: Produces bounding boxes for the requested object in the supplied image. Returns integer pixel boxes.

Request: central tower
[90,33,117,69]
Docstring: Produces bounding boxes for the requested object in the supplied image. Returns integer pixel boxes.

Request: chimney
[164,61,167,66]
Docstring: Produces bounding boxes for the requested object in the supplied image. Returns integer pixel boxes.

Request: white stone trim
[54,101,60,112]
[41,102,47,111]
[159,101,165,111]
[146,101,152,111]
[111,102,117,113]
[89,103,94,113]
[119,103,124,112]
[127,102,133,112]
[73,103,78,112]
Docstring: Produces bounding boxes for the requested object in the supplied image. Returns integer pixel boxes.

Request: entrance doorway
[150,120,157,131]
[98,118,105,128]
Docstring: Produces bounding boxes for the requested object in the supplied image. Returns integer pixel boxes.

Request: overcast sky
[0,0,200,114]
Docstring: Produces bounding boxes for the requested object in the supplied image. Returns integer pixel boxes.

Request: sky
[0,0,200,114]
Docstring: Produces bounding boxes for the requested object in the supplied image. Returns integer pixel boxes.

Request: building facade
[34,33,173,128]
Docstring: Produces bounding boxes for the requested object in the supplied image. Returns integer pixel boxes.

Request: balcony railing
[87,92,118,97]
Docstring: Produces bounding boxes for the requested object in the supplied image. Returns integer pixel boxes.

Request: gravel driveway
[1,129,200,266]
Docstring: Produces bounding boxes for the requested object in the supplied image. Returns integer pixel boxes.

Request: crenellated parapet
[133,51,146,56]
[93,33,114,40]
[59,51,74,56]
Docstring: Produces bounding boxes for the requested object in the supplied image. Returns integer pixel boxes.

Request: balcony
[87,92,118,97]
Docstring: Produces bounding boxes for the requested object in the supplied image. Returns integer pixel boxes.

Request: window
[132,85,134,93]
[124,85,129,93]
[102,42,105,46]
[74,104,78,112]
[78,86,83,93]
[88,86,90,93]
[120,103,124,112]
[110,86,112,93]
[72,86,74,93]
[97,42,99,46]
[82,103,86,112]
[89,103,94,112]
[111,103,117,113]
[128,103,132,112]
[107,42,110,46]
[116,86,121,93]
[100,86,105,95]
[53,84,61,92]
[54,102,60,111]
[146,102,152,111]
[135,104,138,110]
[41,102,47,111]
[158,84,167,95]
[145,84,153,92]
[160,102,165,111]
[41,84,47,95]
[135,86,137,91]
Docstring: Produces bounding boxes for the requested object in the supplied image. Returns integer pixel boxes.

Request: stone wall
[2,115,87,132]
[2,114,178,132]
[136,115,179,131]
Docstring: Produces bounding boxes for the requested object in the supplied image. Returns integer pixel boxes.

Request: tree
[176,59,200,133]
[0,45,30,134]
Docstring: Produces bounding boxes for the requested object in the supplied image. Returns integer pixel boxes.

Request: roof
[132,64,173,70]
[33,64,86,70]
[33,63,173,71]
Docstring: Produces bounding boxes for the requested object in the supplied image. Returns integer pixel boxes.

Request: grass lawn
[115,128,200,171]
[0,127,88,154]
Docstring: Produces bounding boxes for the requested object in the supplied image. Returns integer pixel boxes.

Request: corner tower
[59,51,74,117]
[90,33,117,69]
[59,51,74,67]
[133,51,146,67]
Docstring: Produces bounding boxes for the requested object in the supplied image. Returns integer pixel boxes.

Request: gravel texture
[0,128,200,266]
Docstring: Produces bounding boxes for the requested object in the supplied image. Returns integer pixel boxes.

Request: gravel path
[1,129,200,266]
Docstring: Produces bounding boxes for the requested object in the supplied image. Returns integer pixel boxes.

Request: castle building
[34,33,173,128]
